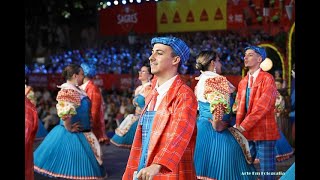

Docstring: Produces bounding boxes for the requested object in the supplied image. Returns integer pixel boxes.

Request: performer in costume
[25,66,48,141]
[80,62,110,144]
[193,50,256,180]
[122,37,198,180]
[253,58,294,164]
[25,65,39,180]
[33,64,107,179]
[111,65,153,148]
[234,46,280,180]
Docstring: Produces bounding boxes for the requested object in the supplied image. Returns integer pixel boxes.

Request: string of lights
[97,0,163,11]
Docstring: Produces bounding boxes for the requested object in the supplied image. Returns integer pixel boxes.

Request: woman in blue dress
[111,65,153,148]
[193,50,256,180]
[33,64,106,179]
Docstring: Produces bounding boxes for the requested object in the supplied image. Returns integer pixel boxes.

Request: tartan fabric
[123,75,198,180]
[151,37,190,64]
[84,80,108,141]
[249,140,276,180]
[138,111,156,171]
[245,46,267,61]
[235,71,280,140]
[25,97,39,180]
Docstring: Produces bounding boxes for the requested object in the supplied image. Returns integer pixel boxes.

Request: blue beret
[244,46,266,61]
[81,62,96,78]
[151,37,190,64]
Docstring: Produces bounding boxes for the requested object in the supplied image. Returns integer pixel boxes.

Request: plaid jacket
[235,71,280,140]
[122,75,198,180]
[25,97,38,180]
[84,80,106,141]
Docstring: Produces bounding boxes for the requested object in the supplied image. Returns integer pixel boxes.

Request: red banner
[227,0,247,29]
[99,2,157,36]
[227,0,294,35]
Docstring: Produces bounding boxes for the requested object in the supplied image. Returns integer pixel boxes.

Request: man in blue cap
[123,37,198,180]
[234,45,280,180]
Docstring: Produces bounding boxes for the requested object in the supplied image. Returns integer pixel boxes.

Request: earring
[213,67,217,73]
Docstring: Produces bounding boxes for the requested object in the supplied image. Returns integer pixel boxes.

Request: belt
[81,129,91,132]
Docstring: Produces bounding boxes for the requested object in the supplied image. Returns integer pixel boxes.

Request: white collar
[155,75,177,97]
[200,70,220,78]
[79,80,90,91]
[57,82,87,96]
[248,68,261,80]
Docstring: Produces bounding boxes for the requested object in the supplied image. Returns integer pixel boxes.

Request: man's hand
[136,164,161,180]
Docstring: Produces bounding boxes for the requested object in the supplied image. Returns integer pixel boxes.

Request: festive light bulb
[260,58,273,71]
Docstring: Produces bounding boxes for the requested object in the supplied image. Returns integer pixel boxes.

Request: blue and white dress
[194,71,256,180]
[33,83,106,179]
[111,83,150,148]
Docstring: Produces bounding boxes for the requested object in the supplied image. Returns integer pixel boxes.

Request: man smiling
[122,36,198,180]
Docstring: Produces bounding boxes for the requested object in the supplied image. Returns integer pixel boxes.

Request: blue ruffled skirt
[275,131,294,161]
[110,120,138,148]
[33,124,105,179]
[194,117,257,180]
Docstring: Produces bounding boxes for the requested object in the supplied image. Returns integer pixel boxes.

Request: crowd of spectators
[25,30,273,76]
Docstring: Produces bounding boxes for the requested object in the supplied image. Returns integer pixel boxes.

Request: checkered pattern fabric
[245,45,267,61]
[151,37,190,64]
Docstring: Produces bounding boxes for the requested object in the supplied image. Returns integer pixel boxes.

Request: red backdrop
[99,2,157,36]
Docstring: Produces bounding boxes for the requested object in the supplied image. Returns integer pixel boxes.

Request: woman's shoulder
[204,75,228,85]
[57,88,81,106]
[204,76,229,94]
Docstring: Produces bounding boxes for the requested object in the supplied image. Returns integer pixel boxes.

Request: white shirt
[248,68,261,87]
[148,75,177,111]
